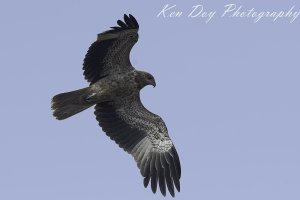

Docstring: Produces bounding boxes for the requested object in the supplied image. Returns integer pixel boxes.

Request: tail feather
[51,87,94,120]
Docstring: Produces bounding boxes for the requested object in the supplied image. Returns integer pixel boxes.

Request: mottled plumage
[51,14,181,197]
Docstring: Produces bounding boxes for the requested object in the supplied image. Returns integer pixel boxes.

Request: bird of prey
[51,14,181,197]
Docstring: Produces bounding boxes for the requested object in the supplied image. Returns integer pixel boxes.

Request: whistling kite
[51,14,181,197]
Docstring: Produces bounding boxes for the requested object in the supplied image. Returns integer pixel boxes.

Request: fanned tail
[51,87,94,120]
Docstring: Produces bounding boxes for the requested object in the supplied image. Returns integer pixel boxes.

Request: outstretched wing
[94,96,181,197]
[83,14,139,84]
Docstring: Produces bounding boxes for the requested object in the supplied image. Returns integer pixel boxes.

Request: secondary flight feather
[51,14,181,197]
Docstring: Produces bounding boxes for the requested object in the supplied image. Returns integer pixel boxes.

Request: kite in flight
[51,14,181,197]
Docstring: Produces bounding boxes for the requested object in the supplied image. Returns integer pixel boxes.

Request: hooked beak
[150,79,156,88]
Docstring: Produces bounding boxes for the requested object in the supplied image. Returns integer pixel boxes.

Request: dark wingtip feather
[150,154,158,193]
[129,14,139,28]
[172,146,181,179]
[157,154,166,196]
[143,176,150,188]
[140,147,181,197]
[117,19,127,28]
[164,161,175,197]
[174,179,180,192]
[106,14,139,34]
[123,14,131,26]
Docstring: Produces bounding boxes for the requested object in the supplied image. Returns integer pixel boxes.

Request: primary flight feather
[51,14,181,197]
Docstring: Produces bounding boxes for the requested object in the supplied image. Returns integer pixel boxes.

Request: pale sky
[0,0,299,199]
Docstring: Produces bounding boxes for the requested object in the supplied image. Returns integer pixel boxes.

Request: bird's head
[135,71,156,89]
